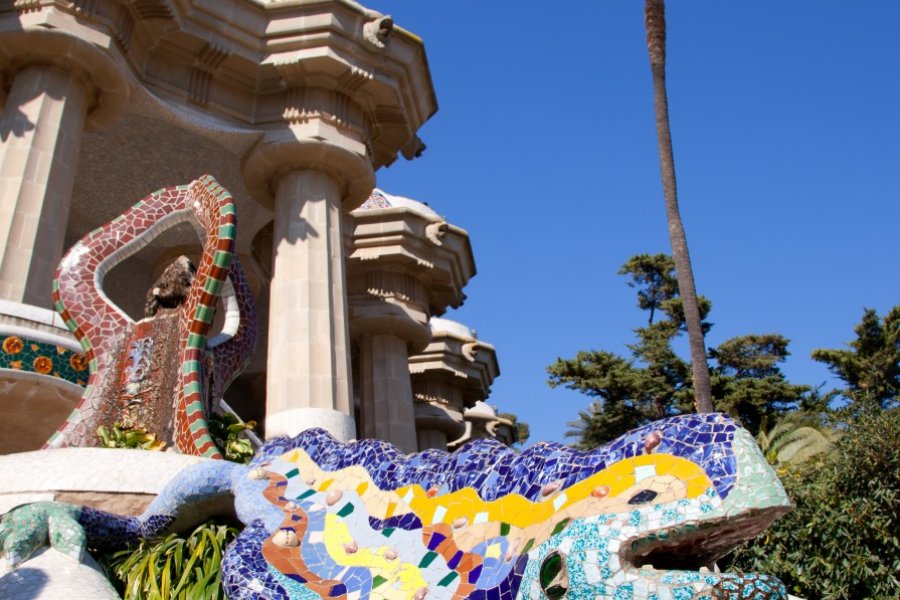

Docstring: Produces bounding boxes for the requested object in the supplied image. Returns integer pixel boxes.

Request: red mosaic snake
[44,175,256,457]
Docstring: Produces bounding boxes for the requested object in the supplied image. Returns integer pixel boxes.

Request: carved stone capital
[348,301,431,351]
[408,318,500,410]
[349,197,476,316]
[413,402,465,438]
[0,15,130,130]
[242,129,374,212]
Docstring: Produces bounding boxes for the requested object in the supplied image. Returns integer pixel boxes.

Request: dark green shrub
[726,408,900,599]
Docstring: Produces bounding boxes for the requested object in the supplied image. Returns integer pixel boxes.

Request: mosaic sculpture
[1,413,791,599]
[43,175,257,458]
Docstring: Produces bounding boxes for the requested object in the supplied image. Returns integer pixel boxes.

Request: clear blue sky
[372,2,900,444]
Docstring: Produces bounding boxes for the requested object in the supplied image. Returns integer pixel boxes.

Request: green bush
[726,407,900,599]
[99,520,239,600]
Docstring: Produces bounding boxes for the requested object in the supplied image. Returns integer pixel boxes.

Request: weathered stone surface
[54,491,154,516]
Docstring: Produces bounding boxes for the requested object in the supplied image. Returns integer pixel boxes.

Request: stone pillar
[358,333,417,453]
[411,381,466,451]
[348,192,475,451]
[0,67,88,307]
[348,274,430,452]
[409,318,500,450]
[418,428,449,452]
[265,169,356,440]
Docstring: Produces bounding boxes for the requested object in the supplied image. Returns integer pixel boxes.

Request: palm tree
[564,401,602,450]
[644,0,714,413]
[756,414,839,466]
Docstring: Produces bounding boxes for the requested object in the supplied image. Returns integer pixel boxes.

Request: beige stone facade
[0,0,511,455]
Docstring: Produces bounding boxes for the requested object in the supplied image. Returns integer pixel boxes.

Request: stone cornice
[348,209,476,315]
[408,332,500,407]
[0,0,436,167]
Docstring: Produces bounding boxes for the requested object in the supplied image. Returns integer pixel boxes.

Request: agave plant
[96,424,166,451]
[101,520,239,600]
[756,413,839,467]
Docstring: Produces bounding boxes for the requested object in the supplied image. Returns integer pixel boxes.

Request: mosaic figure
[2,413,790,599]
[43,176,257,458]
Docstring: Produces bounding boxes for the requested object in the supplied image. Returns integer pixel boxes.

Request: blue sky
[372,2,900,444]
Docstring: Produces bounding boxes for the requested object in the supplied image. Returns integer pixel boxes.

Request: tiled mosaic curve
[43,175,257,458]
[2,413,791,599]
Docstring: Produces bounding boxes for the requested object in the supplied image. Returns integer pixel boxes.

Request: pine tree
[710,334,810,435]
[812,305,900,409]
[549,254,810,448]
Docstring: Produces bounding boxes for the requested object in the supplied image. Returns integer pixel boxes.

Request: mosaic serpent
[43,175,257,458]
[1,413,791,599]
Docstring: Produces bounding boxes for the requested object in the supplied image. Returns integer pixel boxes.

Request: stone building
[0,0,513,455]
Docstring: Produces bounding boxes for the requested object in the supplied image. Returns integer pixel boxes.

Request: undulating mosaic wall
[1,413,791,599]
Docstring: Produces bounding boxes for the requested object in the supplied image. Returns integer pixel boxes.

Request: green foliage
[618,254,679,324]
[712,334,791,378]
[549,254,808,448]
[498,412,531,447]
[564,400,641,450]
[207,412,256,464]
[100,520,239,600]
[812,305,900,409]
[726,407,900,599]
[96,424,166,451]
[708,334,811,436]
[549,255,695,448]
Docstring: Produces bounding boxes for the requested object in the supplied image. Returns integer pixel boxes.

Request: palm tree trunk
[644,0,714,413]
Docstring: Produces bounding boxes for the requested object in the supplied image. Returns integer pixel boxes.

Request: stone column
[348,193,475,451]
[417,428,449,452]
[265,169,356,440]
[411,379,466,451]
[0,67,88,307]
[358,333,417,453]
[409,318,499,450]
[348,271,431,452]
[244,131,374,442]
